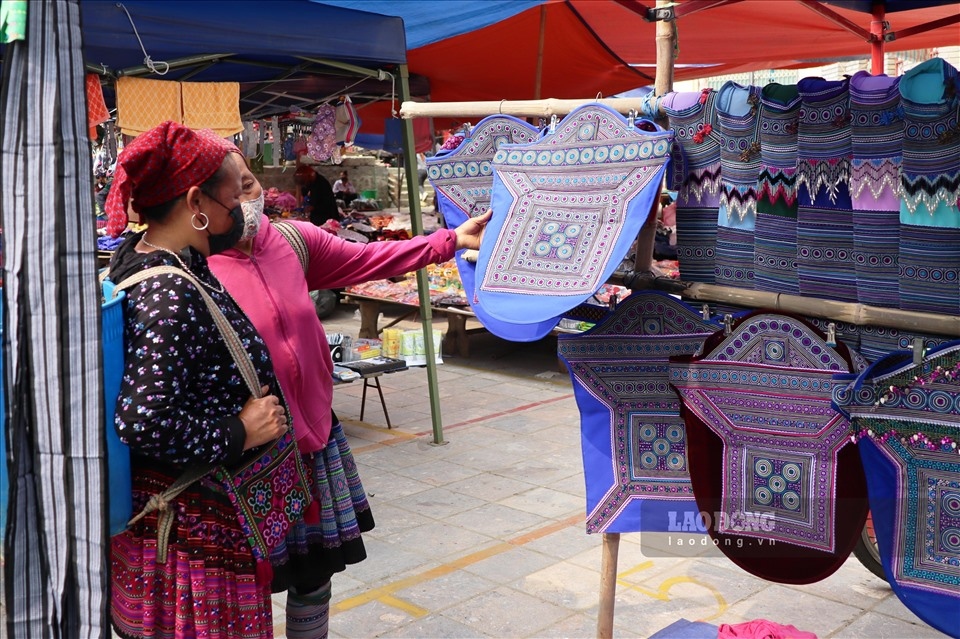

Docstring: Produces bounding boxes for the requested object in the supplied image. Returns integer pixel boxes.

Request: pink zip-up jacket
[209,216,457,454]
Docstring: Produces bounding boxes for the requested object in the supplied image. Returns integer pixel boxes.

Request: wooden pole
[622,274,960,337]
[597,533,621,639]
[400,97,664,120]
[534,4,547,100]
[635,0,677,275]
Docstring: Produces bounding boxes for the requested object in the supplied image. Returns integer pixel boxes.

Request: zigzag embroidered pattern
[682,165,722,202]
[758,167,798,205]
[851,158,901,200]
[900,172,960,215]
[720,186,758,222]
[797,158,851,204]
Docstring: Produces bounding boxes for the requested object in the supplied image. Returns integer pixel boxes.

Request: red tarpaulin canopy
[403,0,959,104]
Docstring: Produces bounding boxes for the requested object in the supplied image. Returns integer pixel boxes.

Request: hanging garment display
[86,73,110,140]
[180,81,243,137]
[754,83,801,294]
[115,76,182,137]
[670,312,868,584]
[796,77,857,303]
[308,104,338,162]
[715,82,762,289]
[898,57,960,315]
[475,103,672,324]
[832,342,960,639]
[663,89,721,284]
[850,72,903,310]
[558,292,718,533]
[334,95,361,147]
[426,116,559,341]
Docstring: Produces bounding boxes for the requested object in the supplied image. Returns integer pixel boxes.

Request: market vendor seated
[295,164,340,226]
[333,170,358,207]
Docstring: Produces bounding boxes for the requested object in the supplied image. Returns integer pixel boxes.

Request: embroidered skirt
[111,465,274,639]
[271,418,375,593]
[111,418,374,637]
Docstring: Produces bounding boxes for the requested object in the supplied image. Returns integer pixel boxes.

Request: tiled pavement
[265,304,952,639]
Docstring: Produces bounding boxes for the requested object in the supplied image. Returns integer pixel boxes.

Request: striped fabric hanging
[796,77,857,303]
[715,81,762,290]
[0,0,108,635]
[663,90,722,285]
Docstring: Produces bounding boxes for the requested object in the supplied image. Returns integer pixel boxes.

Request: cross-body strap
[272,220,310,275]
[111,265,264,560]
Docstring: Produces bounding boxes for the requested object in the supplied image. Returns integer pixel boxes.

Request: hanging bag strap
[111,265,264,562]
[272,221,310,275]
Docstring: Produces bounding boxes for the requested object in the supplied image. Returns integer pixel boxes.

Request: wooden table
[341,292,486,357]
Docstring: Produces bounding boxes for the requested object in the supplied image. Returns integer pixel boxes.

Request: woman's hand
[453,209,492,251]
[239,385,288,450]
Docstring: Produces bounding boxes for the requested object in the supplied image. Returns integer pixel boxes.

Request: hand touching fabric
[454,209,492,251]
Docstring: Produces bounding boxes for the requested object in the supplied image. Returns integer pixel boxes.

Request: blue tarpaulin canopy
[1,0,427,122]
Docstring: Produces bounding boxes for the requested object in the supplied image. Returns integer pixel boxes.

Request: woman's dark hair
[139,161,232,223]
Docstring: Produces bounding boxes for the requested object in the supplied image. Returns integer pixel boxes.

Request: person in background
[104,122,290,638]
[208,143,490,639]
[295,163,339,226]
[332,169,358,207]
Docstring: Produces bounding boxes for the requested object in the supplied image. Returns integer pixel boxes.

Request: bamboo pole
[634,0,677,276]
[622,273,960,337]
[400,97,663,120]
[597,533,621,639]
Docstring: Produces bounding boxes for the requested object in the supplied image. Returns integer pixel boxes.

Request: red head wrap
[105,121,230,237]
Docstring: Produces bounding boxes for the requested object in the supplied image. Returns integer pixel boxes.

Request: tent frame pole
[870,2,887,75]
[398,63,446,445]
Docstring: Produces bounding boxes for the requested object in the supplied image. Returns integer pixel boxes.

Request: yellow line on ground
[332,513,583,616]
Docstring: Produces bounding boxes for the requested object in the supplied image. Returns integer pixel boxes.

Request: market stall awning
[320,0,960,104]
[0,0,429,129]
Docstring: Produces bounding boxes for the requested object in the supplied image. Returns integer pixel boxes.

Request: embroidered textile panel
[898,58,960,315]
[715,82,762,289]
[849,72,903,309]
[426,116,560,341]
[796,77,857,303]
[755,83,801,295]
[832,342,960,638]
[476,103,672,324]
[670,313,869,584]
[558,292,717,533]
[663,90,722,284]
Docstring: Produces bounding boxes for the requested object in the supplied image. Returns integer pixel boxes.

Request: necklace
[140,235,225,294]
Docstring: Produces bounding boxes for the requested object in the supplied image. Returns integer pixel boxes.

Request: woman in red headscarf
[105,121,290,638]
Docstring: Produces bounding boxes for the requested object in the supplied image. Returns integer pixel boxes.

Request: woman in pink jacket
[208,151,489,638]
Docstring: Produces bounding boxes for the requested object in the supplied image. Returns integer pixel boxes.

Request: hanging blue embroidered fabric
[101,276,133,536]
[832,342,960,639]
[426,116,559,341]
[558,291,719,533]
[715,81,762,289]
[898,57,960,316]
[475,103,673,325]
[670,312,869,584]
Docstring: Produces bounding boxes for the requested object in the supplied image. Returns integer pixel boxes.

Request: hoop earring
[191,211,210,231]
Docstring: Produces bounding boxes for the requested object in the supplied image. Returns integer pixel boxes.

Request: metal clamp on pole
[701,304,711,321]
[722,314,733,336]
[912,337,925,366]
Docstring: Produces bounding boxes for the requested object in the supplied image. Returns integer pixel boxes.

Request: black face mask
[207,204,245,255]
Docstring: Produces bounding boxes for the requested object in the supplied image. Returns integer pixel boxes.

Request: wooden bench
[341,292,486,357]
